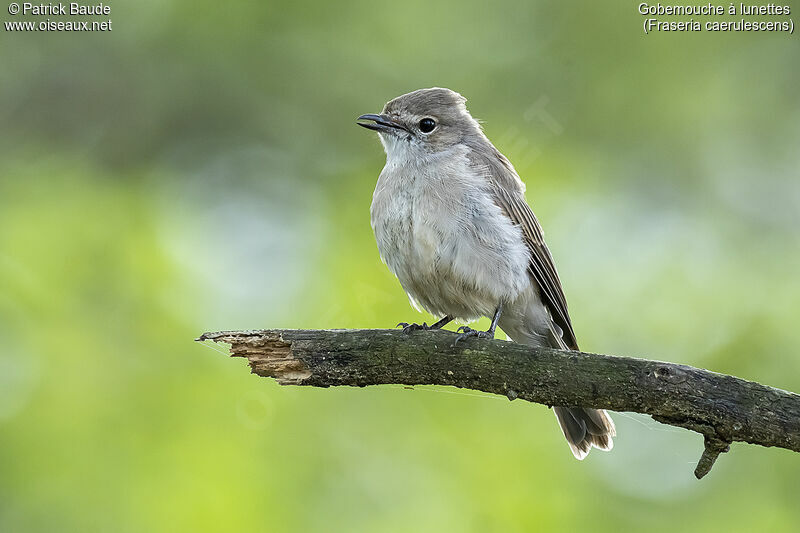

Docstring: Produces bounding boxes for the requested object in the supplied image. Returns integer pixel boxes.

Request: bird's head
[357,87,482,159]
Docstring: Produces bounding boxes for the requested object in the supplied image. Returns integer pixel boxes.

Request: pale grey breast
[370,144,531,320]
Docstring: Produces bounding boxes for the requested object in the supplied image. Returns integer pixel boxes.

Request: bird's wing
[467,144,578,350]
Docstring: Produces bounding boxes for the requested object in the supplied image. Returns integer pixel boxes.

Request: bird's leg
[454,303,503,345]
[397,315,454,334]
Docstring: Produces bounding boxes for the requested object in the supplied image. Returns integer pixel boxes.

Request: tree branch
[196,328,800,479]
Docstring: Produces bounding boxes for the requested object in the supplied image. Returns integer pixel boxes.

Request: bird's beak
[356,114,409,134]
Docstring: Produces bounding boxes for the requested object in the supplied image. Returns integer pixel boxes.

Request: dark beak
[357,114,409,134]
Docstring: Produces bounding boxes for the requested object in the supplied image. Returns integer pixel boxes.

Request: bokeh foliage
[1,1,799,531]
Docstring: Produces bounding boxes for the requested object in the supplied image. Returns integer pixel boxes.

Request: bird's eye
[418,118,436,133]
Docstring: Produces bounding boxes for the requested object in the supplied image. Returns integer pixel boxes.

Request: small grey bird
[357,87,615,459]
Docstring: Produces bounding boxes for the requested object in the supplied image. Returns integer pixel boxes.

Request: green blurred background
[2,1,799,531]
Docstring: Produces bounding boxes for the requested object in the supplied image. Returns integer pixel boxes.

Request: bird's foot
[397,322,431,334]
[453,326,494,346]
[397,316,454,335]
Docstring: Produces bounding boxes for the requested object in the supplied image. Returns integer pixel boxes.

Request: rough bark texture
[197,328,800,479]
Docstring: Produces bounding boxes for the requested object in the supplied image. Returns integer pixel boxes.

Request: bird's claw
[396,322,429,334]
[453,326,494,346]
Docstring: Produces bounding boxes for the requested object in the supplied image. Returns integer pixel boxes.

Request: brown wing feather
[467,144,578,350]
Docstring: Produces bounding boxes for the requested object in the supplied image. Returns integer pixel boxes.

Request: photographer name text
[5,2,112,32]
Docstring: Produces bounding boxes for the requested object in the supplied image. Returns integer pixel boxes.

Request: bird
[357,87,615,459]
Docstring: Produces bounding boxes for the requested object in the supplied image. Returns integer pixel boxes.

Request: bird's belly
[394,225,498,319]
[372,183,531,320]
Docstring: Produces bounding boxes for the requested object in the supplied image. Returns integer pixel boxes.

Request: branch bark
[197,328,800,479]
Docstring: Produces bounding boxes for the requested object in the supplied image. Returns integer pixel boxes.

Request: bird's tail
[544,325,616,459]
[553,406,615,460]
[499,303,616,460]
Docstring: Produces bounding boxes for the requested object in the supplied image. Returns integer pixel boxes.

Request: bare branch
[197,328,800,479]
